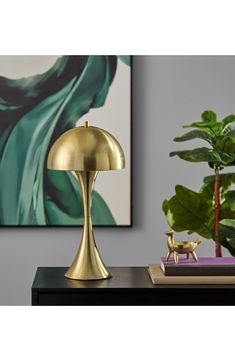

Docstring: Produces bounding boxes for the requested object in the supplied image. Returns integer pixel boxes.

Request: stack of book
[148,257,235,285]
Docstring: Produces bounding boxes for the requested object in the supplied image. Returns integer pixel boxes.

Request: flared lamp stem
[64,170,112,280]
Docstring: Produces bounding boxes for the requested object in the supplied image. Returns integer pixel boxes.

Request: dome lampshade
[47,121,125,171]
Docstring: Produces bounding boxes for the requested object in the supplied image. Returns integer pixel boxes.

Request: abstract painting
[0,56,131,226]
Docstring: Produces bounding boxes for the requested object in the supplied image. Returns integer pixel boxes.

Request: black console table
[31,267,235,305]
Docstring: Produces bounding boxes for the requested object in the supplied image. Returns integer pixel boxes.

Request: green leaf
[219,219,235,255]
[221,201,235,221]
[201,110,217,123]
[225,191,235,212]
[183,122,215,136]
[173,130,212,144]
[214,135,235,155]
[227,239,235,249]
[201,173,235,219]
[170,147,235,165]
[162,185,213,239]
[222,115,235,131]
[199,179,214,199]
[203,172,235,184]
[223,137,235,155]
[183,118,223,137]
[203,172,235,200]
[203,172,235,190]
[219,237,235,256]
[225,129,235,137]
[211,122,223,136]
[219,219,235,237]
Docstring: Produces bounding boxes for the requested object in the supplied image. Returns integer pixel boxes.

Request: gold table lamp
[47,121,125,280]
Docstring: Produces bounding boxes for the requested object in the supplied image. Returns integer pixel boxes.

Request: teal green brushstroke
[118,56,131,66]
[0,56,118,225]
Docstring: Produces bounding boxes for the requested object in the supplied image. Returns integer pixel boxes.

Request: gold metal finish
[165,230,201,264]
[64,170,111,280]
[84,120,89,128]
[47,121,125,280]
[47,121,125,171]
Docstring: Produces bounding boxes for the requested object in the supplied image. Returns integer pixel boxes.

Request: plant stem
[214,166,222,257]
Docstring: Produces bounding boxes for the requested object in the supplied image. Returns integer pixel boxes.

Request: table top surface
[32,267,235,290]
[32,267,156,289]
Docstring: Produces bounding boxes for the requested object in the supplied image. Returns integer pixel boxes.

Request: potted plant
[163,110,235,257]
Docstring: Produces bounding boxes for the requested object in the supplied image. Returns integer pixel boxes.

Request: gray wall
[1,56,235,305]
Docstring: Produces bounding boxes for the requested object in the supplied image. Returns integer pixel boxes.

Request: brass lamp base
[64,170,112,280]
[64,217,112,280]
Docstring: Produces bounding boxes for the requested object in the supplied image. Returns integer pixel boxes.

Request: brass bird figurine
[165,230,201,264]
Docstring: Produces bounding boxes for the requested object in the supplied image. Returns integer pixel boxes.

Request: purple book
[161,257,235,276]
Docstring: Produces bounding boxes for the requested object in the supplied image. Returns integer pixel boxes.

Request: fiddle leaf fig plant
[162,184,213,239]
[163,110,235,257]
